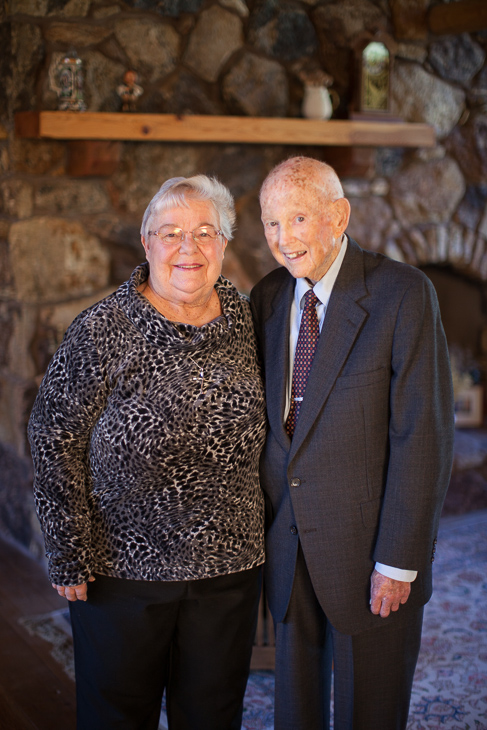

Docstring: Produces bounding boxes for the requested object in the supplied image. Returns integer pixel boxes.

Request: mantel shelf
[15,111,436,148]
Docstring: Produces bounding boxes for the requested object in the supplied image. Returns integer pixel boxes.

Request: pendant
[193,369,206,394]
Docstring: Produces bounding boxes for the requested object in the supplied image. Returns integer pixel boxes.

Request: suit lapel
[289,239,369,460]
[263,275,294,452]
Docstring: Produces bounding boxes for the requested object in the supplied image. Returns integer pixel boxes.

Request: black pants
[69,566,261,730]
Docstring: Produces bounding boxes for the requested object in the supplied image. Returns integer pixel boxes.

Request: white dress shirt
[286,236,417,584]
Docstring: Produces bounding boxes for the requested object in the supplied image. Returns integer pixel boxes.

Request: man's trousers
[274,546,423,730]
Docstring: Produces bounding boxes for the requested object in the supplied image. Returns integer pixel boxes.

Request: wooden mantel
[428,0,487,34]
[15,111,436,148]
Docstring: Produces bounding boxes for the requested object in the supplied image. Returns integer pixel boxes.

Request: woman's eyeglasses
[148,225,224,245]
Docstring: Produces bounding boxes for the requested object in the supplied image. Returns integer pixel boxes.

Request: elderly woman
[28,175,266,730]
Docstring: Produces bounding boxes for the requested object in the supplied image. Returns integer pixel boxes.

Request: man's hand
[52,576,95,602]
[369,569,411,617]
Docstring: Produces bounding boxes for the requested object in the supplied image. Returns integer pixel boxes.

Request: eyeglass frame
[147,224,225,245]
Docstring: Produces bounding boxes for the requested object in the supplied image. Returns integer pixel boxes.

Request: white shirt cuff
[375,562,417,582]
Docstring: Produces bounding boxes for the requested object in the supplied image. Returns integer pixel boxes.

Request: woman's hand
[52,576,95,602]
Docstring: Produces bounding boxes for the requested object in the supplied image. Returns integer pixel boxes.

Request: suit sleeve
[373,273,455,572]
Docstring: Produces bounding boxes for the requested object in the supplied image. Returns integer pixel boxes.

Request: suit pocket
[360,497,382,529]
[335,366,387,390]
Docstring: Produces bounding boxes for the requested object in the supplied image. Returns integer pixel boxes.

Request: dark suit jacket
[250,238,455,635]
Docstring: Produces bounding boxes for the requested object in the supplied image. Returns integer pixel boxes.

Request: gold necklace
[143,277,220,325]
[188,353,213,395]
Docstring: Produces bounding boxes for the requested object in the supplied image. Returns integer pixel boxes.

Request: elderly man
[250,156,454,730]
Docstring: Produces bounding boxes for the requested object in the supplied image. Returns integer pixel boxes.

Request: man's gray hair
[140,175,236,240]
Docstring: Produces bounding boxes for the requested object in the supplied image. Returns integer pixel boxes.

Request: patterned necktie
[285,289,320,438]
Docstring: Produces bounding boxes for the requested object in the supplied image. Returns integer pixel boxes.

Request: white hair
[140,175,236,240]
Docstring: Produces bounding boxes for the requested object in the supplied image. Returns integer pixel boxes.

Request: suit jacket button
[290,478,301,488]
[290,525,298,535]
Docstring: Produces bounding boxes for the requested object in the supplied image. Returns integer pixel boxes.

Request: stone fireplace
[1,0,487,554]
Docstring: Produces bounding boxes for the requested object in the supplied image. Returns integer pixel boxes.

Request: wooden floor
[0,535,76,730]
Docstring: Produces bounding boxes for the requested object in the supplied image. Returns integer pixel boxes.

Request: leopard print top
[28,264,266,587]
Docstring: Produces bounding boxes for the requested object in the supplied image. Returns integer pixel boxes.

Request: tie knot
[303,289,319,311]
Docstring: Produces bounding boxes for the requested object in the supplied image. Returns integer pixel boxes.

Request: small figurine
[52,50,87,111]
[117,70,143,112]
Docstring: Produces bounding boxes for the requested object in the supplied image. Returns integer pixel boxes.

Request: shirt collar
[294,235,348,309]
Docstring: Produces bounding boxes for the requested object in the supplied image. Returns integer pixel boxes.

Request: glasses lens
[159,227,183,244]
[193,226,220,243]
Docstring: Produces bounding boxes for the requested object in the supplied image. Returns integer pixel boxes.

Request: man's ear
[333,198,351,237]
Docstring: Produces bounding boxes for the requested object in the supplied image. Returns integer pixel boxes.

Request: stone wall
[1,0,487,552]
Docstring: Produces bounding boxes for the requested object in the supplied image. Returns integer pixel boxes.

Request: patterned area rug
[19,510,487,729]
[408,510,487,730]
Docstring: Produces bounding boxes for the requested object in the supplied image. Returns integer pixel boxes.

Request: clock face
[361,42,390,113]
